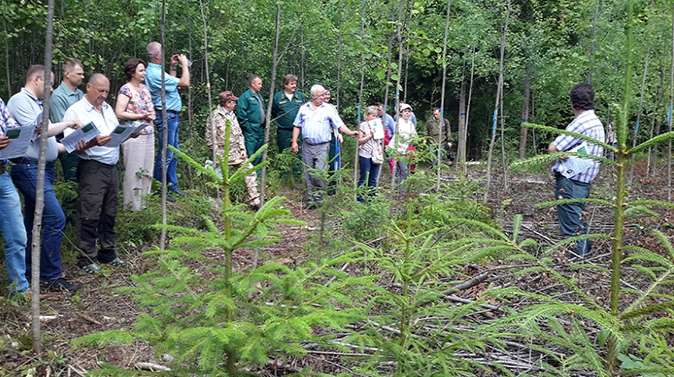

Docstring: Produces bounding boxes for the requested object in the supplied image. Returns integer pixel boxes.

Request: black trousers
[77,159,118,265]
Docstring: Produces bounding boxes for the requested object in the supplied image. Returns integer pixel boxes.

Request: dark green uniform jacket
[236,88,266,163]
[272,90,306,150]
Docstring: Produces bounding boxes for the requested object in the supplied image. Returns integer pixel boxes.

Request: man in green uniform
[236,74,265,165]
[272,74,305,151]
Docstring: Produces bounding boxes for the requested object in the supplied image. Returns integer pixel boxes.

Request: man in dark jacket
[236,74,265,164]
[272,74,305,151]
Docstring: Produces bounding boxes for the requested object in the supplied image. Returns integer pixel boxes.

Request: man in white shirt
[63,73,123,274]
[291,84,357,207]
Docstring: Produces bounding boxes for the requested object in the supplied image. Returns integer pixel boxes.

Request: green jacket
[236,88,265,135]
[271,90,305,130]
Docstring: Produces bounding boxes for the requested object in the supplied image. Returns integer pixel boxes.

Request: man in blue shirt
[0,97,29,295]
[145,41,190,195]
[7,65,81,292]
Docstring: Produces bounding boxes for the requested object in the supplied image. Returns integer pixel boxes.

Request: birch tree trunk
[667,4,674,200]
[628,54,649,184]
[260,2,281,209]
[647,66,664,176]
[355,0,366,200]
[460,46,476,177]
[199,0,214,163]
[31,0,55,354]
[159,0,169,251]
[484,1,510,203]
[518,64,530,159]
[436,0,452,190]
[4,24,10,98]
[390,0,406,189]
[187,20,194,140]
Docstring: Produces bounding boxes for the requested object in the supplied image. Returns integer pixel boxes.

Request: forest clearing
[1,0,674,376]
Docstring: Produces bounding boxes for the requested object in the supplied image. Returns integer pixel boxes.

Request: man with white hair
[145,41,190,196]
[63,73,123,274]
[291,84,357,208]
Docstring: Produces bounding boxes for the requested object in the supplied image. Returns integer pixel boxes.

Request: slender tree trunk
[647,66,664,176]
[390,1,406,189]
[336,33,342,109]
[4,24,10,98]
[499,77,508,191]
[484,1,510,203]
[260,2,281,211]
[355,0,366,200]
[518,64,531,159]
[587,0,602,84]
[457,78,466,173]
[531,89,536,150]
[159,0,169,251]
[459,46,475,176]
[31,0,55,354]
[300,26,305,89]
[403,39,410,103]
[383,33,394,114]
[187,16,194,140]
[628,54,649,183]
[669,5,674,200]
[436,0,452,190]
[199,0,214,163]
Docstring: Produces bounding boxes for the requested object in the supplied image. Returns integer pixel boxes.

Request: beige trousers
[122,133,155,211]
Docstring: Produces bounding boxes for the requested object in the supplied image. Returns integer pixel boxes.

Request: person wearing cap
[291,84,358,208]
[272,74,305,151]
[388,102,417,185]
[206,91,260,208]
[237,74,266,166]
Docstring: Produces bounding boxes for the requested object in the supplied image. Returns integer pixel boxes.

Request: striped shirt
[551,110,605,183]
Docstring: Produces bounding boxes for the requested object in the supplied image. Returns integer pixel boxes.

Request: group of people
[0,35,603,298]
[0,41,191,295]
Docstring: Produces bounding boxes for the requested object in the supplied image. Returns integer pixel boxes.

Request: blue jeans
[357,156,381,202]
[555,174,592,255]
[11,161,65,282]
[0,171,29,292]
[154,110,180,192]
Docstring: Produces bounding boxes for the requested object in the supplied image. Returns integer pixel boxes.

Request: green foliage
[341,196,391,242]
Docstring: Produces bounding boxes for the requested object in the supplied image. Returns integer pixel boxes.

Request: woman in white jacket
[389,103,417,184]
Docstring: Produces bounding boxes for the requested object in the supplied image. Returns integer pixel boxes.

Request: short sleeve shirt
[551,110,605,183]
[145,63,181,112]
[7,88,59,161]
[358,120,384,159]
[293,102,344,144]
[118,83,155,134]
[50,82,83,123]
[63,98,120,165]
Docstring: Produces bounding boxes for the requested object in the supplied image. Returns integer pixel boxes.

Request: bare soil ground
[1,160,672,376]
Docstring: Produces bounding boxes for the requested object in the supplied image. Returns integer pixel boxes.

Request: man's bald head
[147,41,162,63]
[88,73,109,86]
[85,73,110,109]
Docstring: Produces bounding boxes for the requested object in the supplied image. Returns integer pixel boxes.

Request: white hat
[399,103,412,112]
